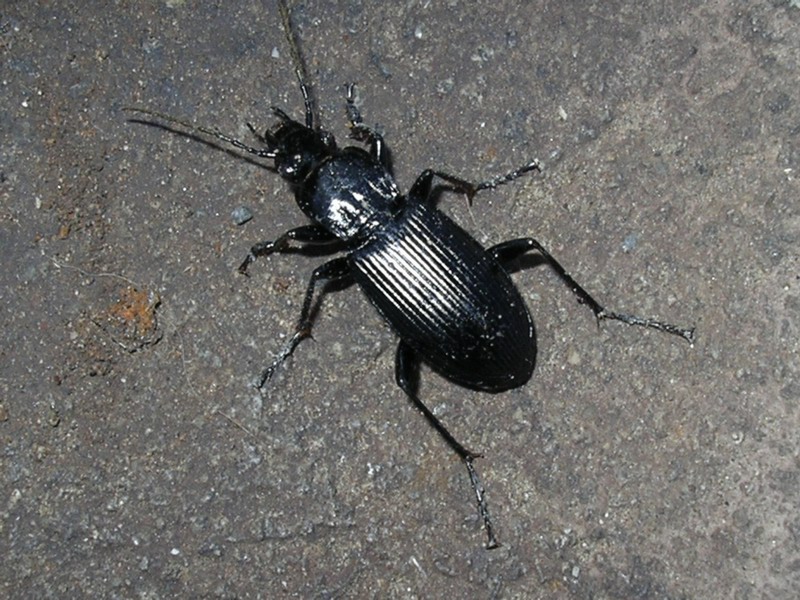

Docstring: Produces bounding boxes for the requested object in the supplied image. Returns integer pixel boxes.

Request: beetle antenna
[275,0,317,130]
[122,107,277,159]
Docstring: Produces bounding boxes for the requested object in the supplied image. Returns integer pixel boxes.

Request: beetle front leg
[238,224,340,275]
[489,238,695,343]
[395,341,500,549]
[409,160,540,205]
[345,84,389,167]
[257,256,351,388]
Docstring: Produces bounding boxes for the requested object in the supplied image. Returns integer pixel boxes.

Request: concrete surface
[2,0,799,598]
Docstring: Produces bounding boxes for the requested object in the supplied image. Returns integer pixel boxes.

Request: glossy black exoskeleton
[126,0,694,548]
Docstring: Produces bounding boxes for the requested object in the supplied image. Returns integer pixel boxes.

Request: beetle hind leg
[395,341,500,549]
[489,238,695,343]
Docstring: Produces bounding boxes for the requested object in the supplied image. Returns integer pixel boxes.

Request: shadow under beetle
[126,0,694,549]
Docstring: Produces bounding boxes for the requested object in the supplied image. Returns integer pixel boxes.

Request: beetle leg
[489,238,695,343]
[395,341,500,549]
[394,342,480,459]
[257,256,352,388]
[238,225,340,275]
[409,160,540,205]
[470,160,541,198]
[345,84,389,167]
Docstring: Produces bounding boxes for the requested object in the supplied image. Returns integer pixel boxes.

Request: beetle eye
[277,153,304,179]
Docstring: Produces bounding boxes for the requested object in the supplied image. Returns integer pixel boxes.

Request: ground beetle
[126,0,695,548]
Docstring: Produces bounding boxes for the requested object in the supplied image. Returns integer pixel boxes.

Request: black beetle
[126,0,694,548]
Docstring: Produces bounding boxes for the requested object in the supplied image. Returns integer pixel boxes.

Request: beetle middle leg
[395,341,500,549]
[240,225,347,386]
[252,255,351,388]
[489,238,696,342]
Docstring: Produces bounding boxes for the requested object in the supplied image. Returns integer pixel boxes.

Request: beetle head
[266,113,336,183]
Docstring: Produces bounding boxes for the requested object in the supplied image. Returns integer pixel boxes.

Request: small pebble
[622,232,638,253]
[231,206,253,225]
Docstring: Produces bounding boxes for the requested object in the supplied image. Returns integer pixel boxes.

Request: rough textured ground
[2,1,799,598]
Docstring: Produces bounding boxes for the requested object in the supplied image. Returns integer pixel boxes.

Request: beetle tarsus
[466,456,500,549]
[474,159,542,195]
[598,310,696,344]
[257,324,312,389]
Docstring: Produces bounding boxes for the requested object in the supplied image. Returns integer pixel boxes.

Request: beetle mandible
[126,0,694,548]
